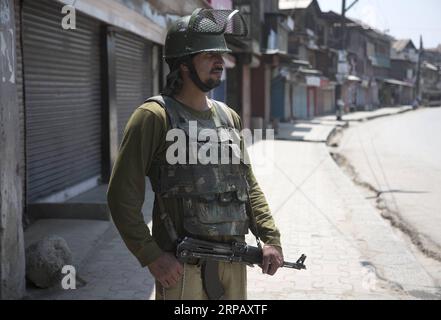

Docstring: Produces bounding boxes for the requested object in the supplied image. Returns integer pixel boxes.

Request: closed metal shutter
[22,0,102,203]
[323,89,335,114]
[271,76,285,119]
[115,31,152,144]
[293,85,307,119]
[226,67,241,114]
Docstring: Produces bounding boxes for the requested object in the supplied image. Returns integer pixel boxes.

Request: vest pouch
[157,164,249,196]
[235,188,249,202]
[198,193,217,202]
[218,191,234,204]
[182,194,249,237]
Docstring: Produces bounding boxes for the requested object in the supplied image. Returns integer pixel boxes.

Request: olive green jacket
[107,99,281,267]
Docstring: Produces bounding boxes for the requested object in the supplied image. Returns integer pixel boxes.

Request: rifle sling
[155,193,178,243]
[245,188,262,248]
[201,260,225,300]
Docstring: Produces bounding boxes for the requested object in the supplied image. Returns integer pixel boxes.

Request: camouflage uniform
[107,8,281,300]
[107,98,281,300]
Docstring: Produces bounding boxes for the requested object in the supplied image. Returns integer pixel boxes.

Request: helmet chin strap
[185,56,218,93]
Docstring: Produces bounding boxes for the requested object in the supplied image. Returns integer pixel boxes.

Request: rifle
[176,237,306,300]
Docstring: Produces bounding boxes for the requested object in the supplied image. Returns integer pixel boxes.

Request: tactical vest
[146,95,250,238]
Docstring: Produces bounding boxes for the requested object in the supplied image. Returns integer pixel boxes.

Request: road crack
[330,151,441,263]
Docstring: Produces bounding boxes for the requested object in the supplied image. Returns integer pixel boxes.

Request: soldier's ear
[180,63,190,72]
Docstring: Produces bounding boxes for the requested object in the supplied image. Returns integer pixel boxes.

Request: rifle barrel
[282,254,307,270]
[282,262,306,270]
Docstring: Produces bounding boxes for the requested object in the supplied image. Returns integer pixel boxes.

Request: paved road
[335,107,441,287]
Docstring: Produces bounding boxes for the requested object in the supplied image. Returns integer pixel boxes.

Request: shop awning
[262,49,296,59]
[299,67,321,75]
[382,78,414,87]
[292,59,312,67]
[347,75,361,82]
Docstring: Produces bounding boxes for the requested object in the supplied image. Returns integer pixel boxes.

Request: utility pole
[336,0,359,120]
[340,0,346,51]
[415,35,423,103]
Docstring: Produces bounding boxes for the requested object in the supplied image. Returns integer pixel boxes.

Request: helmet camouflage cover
[164,8,248,59]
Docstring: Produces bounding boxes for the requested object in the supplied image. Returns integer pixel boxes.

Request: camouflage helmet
[164,8,248,59]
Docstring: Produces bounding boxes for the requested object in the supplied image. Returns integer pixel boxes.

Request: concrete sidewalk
[245,140,439,300]
[276,121,339,143]
[276,106,413,143]
[317,106,413,123]
[24,181,157,300]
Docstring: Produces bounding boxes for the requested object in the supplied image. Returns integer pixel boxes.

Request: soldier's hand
[147,252,184,288]
[261,245,284,276]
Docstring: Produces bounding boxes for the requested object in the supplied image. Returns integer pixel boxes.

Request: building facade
[0,0,210,299]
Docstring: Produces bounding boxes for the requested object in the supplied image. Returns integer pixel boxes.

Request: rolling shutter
[22,0,103,203]
[115,31,152,144]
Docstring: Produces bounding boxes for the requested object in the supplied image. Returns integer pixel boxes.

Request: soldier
[107,8,283,300]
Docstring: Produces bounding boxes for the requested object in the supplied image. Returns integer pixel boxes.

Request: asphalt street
[338,107,441,199]
[335,107,441,285]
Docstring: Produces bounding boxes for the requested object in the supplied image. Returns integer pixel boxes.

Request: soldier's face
[192,52,225,88]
